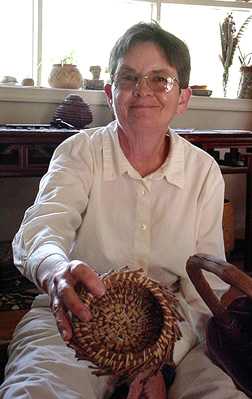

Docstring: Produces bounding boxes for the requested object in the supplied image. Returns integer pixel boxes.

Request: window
[0,0,33,83]
[160,2,252,97]
[0,0,251,98]
[41,0,154,86]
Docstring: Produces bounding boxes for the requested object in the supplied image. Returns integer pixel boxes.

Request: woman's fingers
[69,260,105,297]
[51,297,72,341]
[50,260,106,340]
[61,261,105,321]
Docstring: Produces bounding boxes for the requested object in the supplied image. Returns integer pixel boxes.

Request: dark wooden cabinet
[0,126,79,177]
[176,129,252,271]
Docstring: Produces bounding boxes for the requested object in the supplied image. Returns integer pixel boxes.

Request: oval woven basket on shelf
[52,94,93,129]
[48,64,83,89]
[69,267,182,381]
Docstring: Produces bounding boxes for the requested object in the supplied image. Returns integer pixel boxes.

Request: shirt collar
[159,129,185,188]
[103,121,185,188]
[103,121,122,180]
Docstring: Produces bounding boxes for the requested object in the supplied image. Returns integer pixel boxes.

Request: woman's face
[105,41,191,133]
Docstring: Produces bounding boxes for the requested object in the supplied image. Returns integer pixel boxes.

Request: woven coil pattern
[48,64,83,89]
[69,267,182,380]
[52,94,93,129]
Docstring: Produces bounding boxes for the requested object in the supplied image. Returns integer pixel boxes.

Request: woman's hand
[127,370,167,399]
[46,260,105,342]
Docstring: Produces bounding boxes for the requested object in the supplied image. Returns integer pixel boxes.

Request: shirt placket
[133,179,151,271]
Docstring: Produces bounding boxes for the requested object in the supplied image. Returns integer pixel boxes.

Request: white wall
[1,86,252,130]
[0,86,251,241]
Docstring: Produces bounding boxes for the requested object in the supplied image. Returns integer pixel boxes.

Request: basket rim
[69,267,182,379]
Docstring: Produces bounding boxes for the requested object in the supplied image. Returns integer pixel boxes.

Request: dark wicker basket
[69,267,182,381]
[52,94,93,129]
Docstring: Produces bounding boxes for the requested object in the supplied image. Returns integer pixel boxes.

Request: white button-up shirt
[13,120,227,363]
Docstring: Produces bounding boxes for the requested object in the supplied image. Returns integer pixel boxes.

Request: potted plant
[48,52,83,89]
[219,13,252,97]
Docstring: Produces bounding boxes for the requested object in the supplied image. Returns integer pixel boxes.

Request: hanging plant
[219,13,252,97]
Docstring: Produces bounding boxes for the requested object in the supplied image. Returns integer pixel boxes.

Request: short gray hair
[108,22,191,89]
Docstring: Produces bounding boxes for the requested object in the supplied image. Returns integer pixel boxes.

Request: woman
[0,22,245,399]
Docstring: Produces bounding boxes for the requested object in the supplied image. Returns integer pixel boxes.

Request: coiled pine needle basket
[69,267,182,381]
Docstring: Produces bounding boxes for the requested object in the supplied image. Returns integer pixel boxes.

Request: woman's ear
[176,87,192,115]
[104,83,113,105]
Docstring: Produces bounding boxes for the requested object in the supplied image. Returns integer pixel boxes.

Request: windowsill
[0,84,252,112]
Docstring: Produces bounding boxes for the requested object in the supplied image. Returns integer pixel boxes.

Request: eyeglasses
[113,71,179,93]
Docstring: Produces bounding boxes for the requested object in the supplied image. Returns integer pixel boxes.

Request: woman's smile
[129,104,161,118]
[130,103,160,108]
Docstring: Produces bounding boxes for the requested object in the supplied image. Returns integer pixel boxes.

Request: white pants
[0,297,248,399]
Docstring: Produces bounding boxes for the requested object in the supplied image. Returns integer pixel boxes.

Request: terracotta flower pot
[238,66,252,99]
[48,64,83,89]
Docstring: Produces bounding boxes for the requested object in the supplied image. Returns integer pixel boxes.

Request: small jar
[89,65,101,80]
[22,78,34,86]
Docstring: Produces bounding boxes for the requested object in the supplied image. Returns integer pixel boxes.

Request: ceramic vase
[48,64,83,89]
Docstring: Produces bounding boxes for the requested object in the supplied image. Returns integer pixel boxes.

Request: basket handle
[186,254,252,325]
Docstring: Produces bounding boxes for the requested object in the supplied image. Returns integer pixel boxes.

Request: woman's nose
[134,76,153,96]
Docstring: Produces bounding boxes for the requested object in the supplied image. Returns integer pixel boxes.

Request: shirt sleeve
[196,159,226,258]
[12,132,94,285]
[180,159,229,337]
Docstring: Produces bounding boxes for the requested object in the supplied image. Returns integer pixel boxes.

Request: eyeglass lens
[115,72,176,93]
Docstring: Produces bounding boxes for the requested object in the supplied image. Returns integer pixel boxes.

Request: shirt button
[140,224,147,231]
[142,189,145,195]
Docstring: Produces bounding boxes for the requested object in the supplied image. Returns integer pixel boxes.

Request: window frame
[137,0,252,9]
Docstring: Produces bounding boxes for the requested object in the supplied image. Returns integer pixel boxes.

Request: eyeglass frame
[112,69,180,94]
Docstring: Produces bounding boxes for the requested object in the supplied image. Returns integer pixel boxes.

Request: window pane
[41,0,153,87]
[160,3,252,98]
[0,0,33,84]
